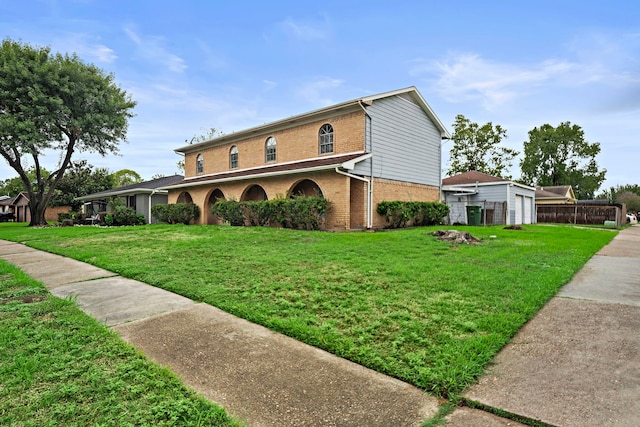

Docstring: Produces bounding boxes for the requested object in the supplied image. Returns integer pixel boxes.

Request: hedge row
[376,201,449,228]
[151,203,201,225]
[211,197,331,230]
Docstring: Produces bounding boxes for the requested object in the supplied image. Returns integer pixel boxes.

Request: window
[196,154,204,175]
[319,124,334,154]
[230,146,238,168]
[265,136,276,162]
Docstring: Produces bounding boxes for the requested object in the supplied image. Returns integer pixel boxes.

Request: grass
[0,222,616,401]
[0,259,243,427]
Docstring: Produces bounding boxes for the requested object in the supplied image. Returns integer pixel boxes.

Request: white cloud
[279,16,330,41]
[49,33,117,64]
[411,53,577,111]
[296,77,344,106]
[123,26,187,73]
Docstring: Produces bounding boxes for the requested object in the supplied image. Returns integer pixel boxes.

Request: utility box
[466,205,482,226]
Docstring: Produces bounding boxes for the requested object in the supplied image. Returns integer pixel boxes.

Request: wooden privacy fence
[536,204,623,225]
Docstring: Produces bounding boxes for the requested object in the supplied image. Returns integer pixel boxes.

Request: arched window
[319,124,334,154]
[196,154,204,175]
[265,136,276,162]
[229,146,238,169]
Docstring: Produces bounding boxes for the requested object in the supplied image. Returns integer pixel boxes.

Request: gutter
[148,189,159,224]
[335,166,372,229]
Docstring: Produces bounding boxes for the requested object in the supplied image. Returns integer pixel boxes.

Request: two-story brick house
[163,87,450,230]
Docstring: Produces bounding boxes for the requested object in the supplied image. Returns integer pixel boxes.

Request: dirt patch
[429,230,481,244]
[0,294,47,305]
[504,225,525,230]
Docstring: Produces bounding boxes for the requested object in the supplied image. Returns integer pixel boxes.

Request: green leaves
[521,122,606,199]
[447,114,519,178]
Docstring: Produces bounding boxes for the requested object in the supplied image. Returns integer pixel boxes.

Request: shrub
[105,206,146,226]
[211,197,331,230]
[151,203,201,225]
[376,201,449,228]
[57,211,77,223]
[211,200,245,226]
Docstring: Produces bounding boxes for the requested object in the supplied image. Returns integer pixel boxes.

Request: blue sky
[1,0,639,192]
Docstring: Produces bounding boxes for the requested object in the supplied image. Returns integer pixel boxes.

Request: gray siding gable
[352,95,442,186]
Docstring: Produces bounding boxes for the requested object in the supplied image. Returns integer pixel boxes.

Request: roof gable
[535,185,576,200]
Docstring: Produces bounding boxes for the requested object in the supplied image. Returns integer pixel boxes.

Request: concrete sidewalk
[0,239,437,427]
[449,225,640,427]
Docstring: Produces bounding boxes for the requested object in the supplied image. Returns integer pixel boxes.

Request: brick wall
[168,171,354,230]
[45,205,71,222]
[371,178,440,228]
[184,111,366,177]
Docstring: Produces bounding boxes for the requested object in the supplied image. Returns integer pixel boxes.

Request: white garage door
[524,196,532,224]
[515,195,523,225]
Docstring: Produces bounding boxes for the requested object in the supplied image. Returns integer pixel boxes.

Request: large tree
[110,169,143,188]
[49,160,113,211]
[447,114,519,179]
[520,122,606,199]
[0,39,136,225]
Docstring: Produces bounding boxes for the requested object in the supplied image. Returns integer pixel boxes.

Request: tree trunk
[28,197,48,226]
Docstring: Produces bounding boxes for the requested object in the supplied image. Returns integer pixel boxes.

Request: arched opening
[241,185,268,201]
[290,179,323,198]
[206,188,225,225]
[177,192,193,204]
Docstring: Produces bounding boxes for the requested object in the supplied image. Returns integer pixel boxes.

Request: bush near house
[212,197,331,230]
[151,203,201,225]
[105,206,145,226]
[377,201,449,228]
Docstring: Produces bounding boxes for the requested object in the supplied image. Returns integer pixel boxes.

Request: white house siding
[507,185,536,225]
[352,95,441,186]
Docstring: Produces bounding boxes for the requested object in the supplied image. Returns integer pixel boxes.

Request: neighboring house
[162,87,450,230]
[76,175,184,224]
[442,171,536,225]
[535,185,577,205]
[11,192,31,223]
[0,195,13,213]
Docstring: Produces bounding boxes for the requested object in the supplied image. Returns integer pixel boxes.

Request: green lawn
[0,259,242,427]
[0,223,616,399]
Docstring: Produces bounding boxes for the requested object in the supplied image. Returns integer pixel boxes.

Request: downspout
[335,167,372,229]
[357,100,374,229]
[148,189,159,224]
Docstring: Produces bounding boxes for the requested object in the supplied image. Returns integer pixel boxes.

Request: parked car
[627,213,638,224]
[0,212,16,222]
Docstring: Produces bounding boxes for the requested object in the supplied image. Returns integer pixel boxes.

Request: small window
[196,154,204,175]
[265,136,276,162]
[230,146,239,169]
[319,124,334,154]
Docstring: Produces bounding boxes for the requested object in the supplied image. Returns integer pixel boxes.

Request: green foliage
[376,201,450,228]
[0,260,241,426]
[110,169,143,188]
[212,197,331,230]
[151,203,201,225]
[50,160,114,210]
[105,206,145,226]
[447,114,519,178]
[211,199,245,226]
[520,122,606,199]
[0,38,136,226]
[0,167,50,198]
